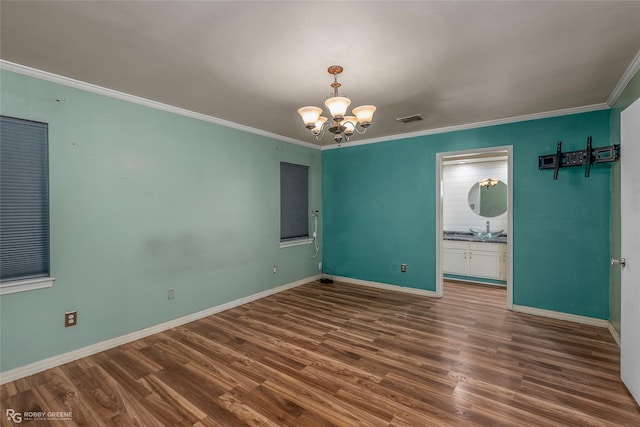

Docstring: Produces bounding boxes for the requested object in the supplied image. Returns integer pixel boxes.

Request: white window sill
[0,277,55,295]
[280,238,313,248]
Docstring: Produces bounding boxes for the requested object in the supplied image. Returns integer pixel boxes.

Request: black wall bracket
[538,137,620,180]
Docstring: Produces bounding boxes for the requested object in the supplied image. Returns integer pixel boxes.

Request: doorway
[435,146,513,309]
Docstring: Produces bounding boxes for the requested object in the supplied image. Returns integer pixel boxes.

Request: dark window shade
[1,116,50,282]
[280,162,309,240]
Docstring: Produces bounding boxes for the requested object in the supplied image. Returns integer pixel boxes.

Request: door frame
[435,145,514,309]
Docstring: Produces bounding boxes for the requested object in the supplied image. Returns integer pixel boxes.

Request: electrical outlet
[65,311,77,327]
[168,288,175,300]
[273,265,277,274]
[400,264,407,273]
[318,262,322,271]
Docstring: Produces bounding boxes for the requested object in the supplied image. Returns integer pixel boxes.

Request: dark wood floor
[1,280,639,426]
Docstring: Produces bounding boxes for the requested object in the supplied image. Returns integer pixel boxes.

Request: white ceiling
[1,1,640,146]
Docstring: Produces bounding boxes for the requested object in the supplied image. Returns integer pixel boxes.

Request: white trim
[609,322,621,347]
[512,304,609,328]
[0,275,319,385]
[435,153,444,299]
[442,155,508,166]
[322,104,609,150]
[608,49,640,107]
[0,277,55,296]
[0,60,320,151]
[279,238,313,248]
[506,147,514,310]
[332,276,437,297]
[2,60,616,153]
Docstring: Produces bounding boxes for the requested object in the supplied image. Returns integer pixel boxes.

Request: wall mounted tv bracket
[538,137,620,180]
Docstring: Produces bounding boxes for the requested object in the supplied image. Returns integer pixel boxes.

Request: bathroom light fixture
[298,65,376,144]
[479,178,499,188]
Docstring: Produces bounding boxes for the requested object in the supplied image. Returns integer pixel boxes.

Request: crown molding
[607,49,640,107]
[0,60,320,151]
[2,60,619,153]
[321,103,610,151]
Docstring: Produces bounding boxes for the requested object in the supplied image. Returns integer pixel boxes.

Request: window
[0,116,53,294]
[280,162,309,244]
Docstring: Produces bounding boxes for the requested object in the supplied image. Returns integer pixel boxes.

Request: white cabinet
[441,241,468,275]
[442,240,506,281]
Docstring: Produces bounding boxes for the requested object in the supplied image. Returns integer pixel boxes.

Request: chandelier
[298,65,376,144]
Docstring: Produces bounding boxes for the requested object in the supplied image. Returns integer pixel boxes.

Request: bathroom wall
[442,160,508,233]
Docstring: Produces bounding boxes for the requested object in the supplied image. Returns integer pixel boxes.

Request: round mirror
[467,179,508,217]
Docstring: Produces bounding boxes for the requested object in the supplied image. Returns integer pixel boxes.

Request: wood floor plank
[141,374,207,423]
[2,280,639,426]
[231,384,306,426]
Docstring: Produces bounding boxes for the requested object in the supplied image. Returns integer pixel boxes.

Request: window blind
[280,162,309,240]
[0,116,50,282]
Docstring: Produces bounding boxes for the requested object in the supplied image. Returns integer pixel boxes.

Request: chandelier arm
[353,125,369,135]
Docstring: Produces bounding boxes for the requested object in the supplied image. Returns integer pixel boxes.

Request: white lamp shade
[311,116,328,134]
[342,116,357,134]
[324,96,351,118]
[298,106,322,126]
[353,105,376,124]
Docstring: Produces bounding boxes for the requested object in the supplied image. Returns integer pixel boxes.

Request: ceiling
[1,1,640,147]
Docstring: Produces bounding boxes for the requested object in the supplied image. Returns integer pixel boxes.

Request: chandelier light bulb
[352,105,377,128]
[342,116,357,136]
[311,116,328,135]
[324,96,351,120]
[298,106,323,129]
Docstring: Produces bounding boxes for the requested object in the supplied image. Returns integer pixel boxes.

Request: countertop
[443,231,507,244]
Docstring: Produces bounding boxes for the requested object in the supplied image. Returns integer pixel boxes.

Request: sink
[469,228,504,240]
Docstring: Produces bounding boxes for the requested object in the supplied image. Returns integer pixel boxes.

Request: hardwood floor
[1,280,638,426]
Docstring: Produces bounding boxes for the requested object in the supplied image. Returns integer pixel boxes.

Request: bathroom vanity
[442,232,507,282]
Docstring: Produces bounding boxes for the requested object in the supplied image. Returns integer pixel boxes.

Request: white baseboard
[608,322,621,347]
[512,304,609,328]
[331,276,437,297]
[0,275,319,385]
[328,278,605,329]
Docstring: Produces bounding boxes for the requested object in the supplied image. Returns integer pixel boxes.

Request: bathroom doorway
[435,146,513,309]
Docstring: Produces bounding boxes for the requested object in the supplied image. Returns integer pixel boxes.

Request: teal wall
[0,70,322,372]
[323,110,612,319]
[609,68,640,337]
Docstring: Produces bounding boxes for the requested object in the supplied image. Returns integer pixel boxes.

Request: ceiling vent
[396,114,424,124]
